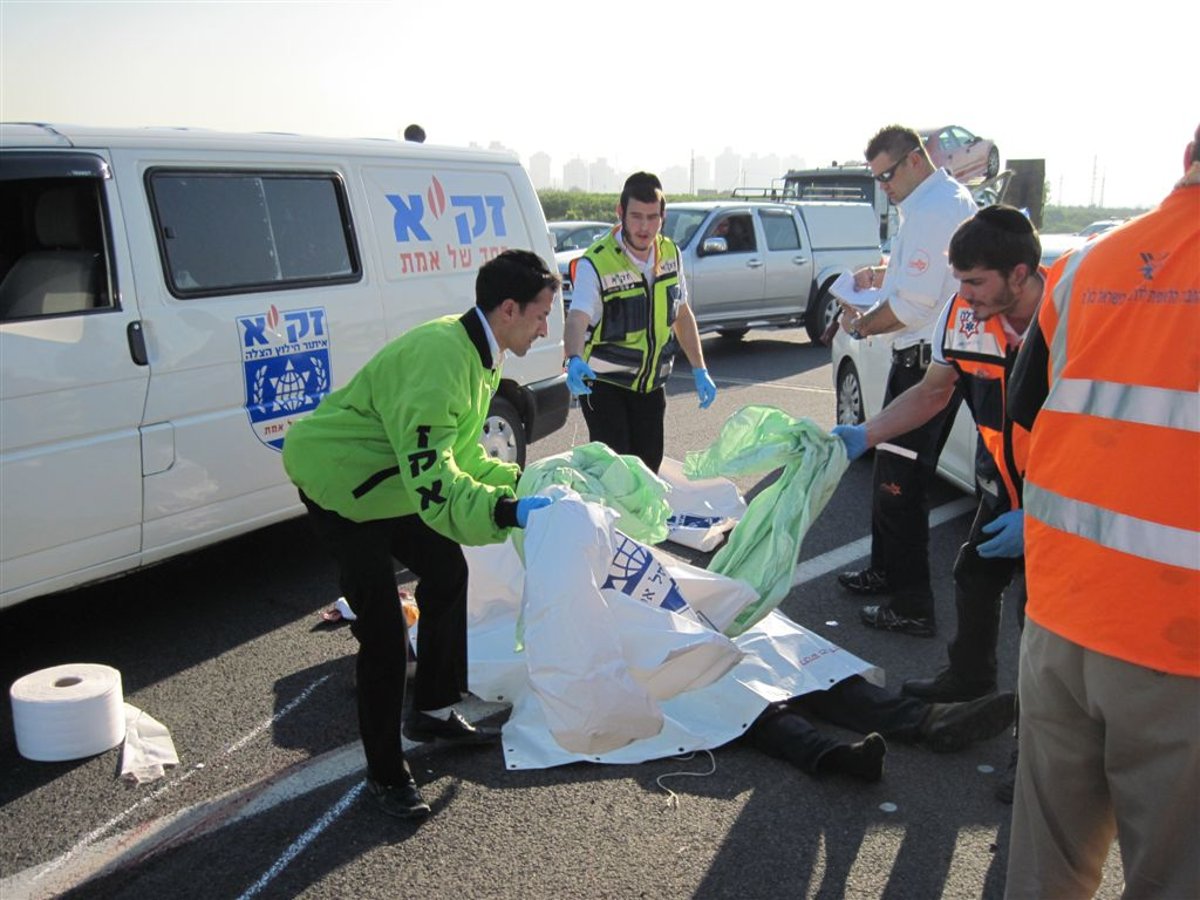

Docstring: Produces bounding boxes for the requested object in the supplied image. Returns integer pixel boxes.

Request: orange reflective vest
[1023,185,1200,675]
[939,275,1043,512]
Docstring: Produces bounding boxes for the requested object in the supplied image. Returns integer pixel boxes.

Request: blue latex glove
[977,510,1025,558]
[565,355,595,396]
[693,368,717,409]
[515,495,553,528]
[832,424,868,461]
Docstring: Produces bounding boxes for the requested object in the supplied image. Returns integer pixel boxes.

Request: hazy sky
[1,0,1192,209]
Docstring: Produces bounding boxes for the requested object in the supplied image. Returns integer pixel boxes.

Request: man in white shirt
[835,125,978,637]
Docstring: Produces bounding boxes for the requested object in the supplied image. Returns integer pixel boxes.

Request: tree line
[538,190,1150,237]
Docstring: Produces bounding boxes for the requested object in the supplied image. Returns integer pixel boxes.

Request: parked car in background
[831,232,1068,493]
[919,125,1000,182]
[1038,232,1089,267]
[549,220,612,253]
[1076,218,1126,237]
[550,220,613,297]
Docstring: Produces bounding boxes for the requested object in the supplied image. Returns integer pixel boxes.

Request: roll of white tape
[10,663,126,762]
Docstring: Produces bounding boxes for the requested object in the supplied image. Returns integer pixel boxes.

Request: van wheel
[837,360,865,426]
[717,327,749,340]
[482,397,527,468]
[806,286,837,343]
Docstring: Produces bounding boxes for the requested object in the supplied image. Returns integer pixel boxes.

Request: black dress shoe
[403,709,501,745]
[860,604,936,637]
[920,692,1016,753]
[901,668,996,702]
[366,777,430,819]
[837,568,891,595]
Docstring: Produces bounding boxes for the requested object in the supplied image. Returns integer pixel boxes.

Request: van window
[147,170,360,297]
[0,166,114,321]
[759,209,803,251]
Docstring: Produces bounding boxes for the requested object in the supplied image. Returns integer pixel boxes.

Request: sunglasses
[874,145,920,183]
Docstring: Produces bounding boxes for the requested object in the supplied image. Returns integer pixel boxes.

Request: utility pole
[689,149,695,196]
[1090,156,1098,207]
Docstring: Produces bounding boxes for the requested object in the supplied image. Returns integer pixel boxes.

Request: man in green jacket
[283,249,558,819]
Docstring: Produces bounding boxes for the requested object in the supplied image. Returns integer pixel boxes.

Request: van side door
[0,152,149,607]
[120,158,384,562]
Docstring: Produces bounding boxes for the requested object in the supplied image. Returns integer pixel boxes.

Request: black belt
[892,342,931,369]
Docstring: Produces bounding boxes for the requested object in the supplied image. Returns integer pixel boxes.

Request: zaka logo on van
[386,176,508,245]
[236,305,331,451]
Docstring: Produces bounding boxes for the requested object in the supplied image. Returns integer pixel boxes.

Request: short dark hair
[403,123,426,143]
[620,171,665,214]
[949,205,1041,276]
[475,249,560,312]
[865,125,924,163]
[1192,123,1200,163]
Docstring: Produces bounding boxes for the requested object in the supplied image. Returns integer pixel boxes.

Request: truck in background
[658,199,880,342]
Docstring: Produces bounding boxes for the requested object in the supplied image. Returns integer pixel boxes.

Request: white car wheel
[837,361,865,425]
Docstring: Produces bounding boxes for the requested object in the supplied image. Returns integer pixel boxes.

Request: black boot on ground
[817,733,887,782]
[920,692,1016,753]
[902,667,996,703]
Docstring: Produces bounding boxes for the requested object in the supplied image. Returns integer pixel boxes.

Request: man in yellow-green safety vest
[563,171,716,473]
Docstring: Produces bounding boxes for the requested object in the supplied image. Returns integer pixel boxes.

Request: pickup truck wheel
[806,287,837,343]
[837,360,866,426]
[717,327,749,340]
[986,146,1000,179]
[482,396,527,468]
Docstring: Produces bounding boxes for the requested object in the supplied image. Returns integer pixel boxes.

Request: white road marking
[236,780,366,900]
[791,496,976,587]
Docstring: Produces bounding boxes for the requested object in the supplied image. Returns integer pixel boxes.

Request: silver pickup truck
[661,200,880,342]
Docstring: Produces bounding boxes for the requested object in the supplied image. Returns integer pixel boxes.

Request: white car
[831,241,1068,493]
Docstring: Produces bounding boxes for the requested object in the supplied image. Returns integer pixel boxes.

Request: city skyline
[1,1,1189,210]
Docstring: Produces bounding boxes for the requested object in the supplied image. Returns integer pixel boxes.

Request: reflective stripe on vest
[581,232,681,393]
[1024,186,1200,675]
[1025,481,1200,571]
[940,293,1030,509]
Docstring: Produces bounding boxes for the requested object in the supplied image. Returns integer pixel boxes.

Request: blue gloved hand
[832,424,868,461]
[693,368,717,409]
[565,355,595,397]
[977,510,1025,558]
[515,495,554,528]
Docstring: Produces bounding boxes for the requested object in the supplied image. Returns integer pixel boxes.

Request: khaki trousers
[1005,620,1200,899]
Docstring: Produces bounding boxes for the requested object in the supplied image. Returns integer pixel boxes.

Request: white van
[0,123,570,609]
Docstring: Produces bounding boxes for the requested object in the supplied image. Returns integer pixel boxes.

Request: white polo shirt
[880,168,978,350]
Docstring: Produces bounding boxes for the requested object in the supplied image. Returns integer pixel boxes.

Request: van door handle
[746,259,764,269]
[127,320,148,366]
[792,256,810,265]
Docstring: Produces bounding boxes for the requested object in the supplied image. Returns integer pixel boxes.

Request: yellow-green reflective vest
[580,232,682,393]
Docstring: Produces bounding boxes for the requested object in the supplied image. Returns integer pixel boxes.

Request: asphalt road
[0,328,1122,899]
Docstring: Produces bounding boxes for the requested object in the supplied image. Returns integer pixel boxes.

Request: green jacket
[580,231,682,393]
[282,310,520,545]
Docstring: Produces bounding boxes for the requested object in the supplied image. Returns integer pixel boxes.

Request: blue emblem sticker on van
[237,305,331,451]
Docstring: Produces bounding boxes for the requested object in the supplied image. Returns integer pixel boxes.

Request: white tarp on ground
[465,489,879,770]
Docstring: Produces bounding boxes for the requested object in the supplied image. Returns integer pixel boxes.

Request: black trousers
[744,675,929,774]
[869,358,961,616]
[579,380,667,473]
[300,493,468,786]
[945,500,1026,687]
